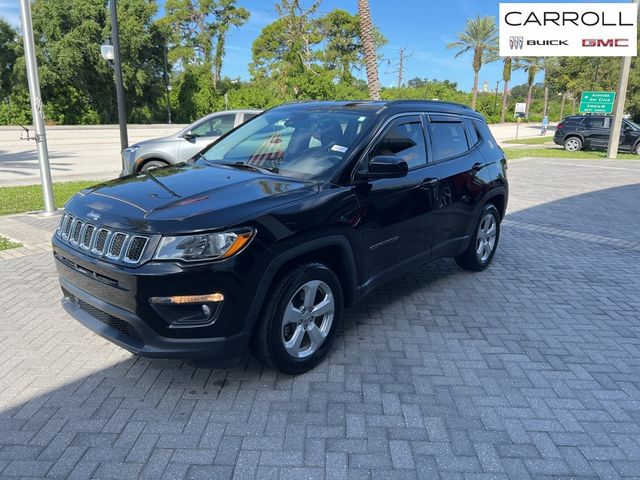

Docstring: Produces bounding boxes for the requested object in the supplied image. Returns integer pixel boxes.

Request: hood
[133,133,180,147]
[65,163,318,234]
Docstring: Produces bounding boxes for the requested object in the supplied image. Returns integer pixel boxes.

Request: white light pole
[19,0,56,214]
[607,0,638,159]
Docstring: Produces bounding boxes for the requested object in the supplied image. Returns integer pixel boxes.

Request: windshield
[196,107,375,180]
[626,120,640,130]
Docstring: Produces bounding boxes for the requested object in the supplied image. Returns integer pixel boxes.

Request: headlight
[154,228,255,261]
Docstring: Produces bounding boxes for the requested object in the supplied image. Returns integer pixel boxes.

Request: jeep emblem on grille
[87,211,101,222]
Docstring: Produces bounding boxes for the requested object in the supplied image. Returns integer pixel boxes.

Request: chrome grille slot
[81,225,95,249]
[124,236,148,263]
[63,216,74,239]
[70,220,83,244]
[107,232,127,259]
[57,213,66,235]
[93,229,109,255]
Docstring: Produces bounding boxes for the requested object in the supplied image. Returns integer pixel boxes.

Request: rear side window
[243,112,259,122]
[473,119,499,151]
[464,118,479,146]
[430,121,469,160]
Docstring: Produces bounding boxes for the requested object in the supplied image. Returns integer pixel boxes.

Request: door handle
[420,178,438,190]
[471,162,484,172]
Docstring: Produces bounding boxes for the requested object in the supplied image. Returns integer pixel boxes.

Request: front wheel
[634,143,640,155]
[455,204,501,272]
[251,263,343,375]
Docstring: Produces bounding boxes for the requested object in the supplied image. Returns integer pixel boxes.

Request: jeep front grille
[56,212,150,265]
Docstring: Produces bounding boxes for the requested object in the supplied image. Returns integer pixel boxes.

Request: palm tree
[357,0,380,100]
[521,57,543,118]
[500,56,520,122]
[447,15,498,109]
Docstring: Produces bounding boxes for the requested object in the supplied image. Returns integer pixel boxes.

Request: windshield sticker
[358,116,366,122]
[331,145,348,153]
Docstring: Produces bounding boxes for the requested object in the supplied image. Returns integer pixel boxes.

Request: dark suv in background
[554,115,640,154]
[53,100,508,374]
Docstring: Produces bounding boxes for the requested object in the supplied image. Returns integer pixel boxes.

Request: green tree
[447,15,498,110]
[212,0,249,84]
[251,0,332,99]
[163,0,248,87]
[6,0,167,125]
[318,9,386,83]
[0,19,18,101]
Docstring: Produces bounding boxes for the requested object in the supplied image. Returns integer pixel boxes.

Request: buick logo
[87,210,101,222]
[509,36,524,50]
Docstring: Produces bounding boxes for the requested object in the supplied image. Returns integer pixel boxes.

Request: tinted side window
[371,121,427,169]
[243,112,259,122]
[430,121,469,160]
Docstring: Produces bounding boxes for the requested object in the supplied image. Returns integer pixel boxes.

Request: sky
[0,0,629,93]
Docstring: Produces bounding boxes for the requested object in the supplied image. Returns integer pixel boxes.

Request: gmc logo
[582,38,629,47]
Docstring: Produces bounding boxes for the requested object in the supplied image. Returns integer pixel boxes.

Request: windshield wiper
[218,161,278,175]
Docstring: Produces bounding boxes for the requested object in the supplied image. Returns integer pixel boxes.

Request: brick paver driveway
[1,157,640,479]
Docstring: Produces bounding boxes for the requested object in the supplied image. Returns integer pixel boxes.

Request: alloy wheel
[476,213,497,263]
[281,280,334,359]
[565,138,580,151]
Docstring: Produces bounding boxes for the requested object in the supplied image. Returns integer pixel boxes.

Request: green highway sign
[579,91,616,114]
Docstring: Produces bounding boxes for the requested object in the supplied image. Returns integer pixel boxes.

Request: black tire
[251,263,343,375]
[634,143,640,155]
[455,204,501,272]
[563,136,582,152]
[140,160,168,172]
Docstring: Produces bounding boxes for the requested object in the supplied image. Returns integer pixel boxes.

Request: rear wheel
[140,160,168,172]
[564,137,582,152]
[455,204,500,272]
[251,263,343,375]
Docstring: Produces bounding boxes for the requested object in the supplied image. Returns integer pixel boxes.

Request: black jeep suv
[554,115,640,154]
[53,101,508,374]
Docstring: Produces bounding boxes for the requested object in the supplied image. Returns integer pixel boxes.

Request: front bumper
[53,235,269,362]
[60,278,246,362]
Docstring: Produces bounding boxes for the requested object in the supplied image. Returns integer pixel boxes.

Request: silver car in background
[120,109,261,176]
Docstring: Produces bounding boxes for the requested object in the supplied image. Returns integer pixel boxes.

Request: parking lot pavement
[0,122,545,187]
[1,157,640,479]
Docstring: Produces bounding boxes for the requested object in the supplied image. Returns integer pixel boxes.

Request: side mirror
[362,155,408,180]
[183,129,196,140]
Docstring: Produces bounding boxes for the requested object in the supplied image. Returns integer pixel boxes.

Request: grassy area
[0,235,22,251]
[503,146,640,160]
[503,136,554,145]
[0,180,97,216]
